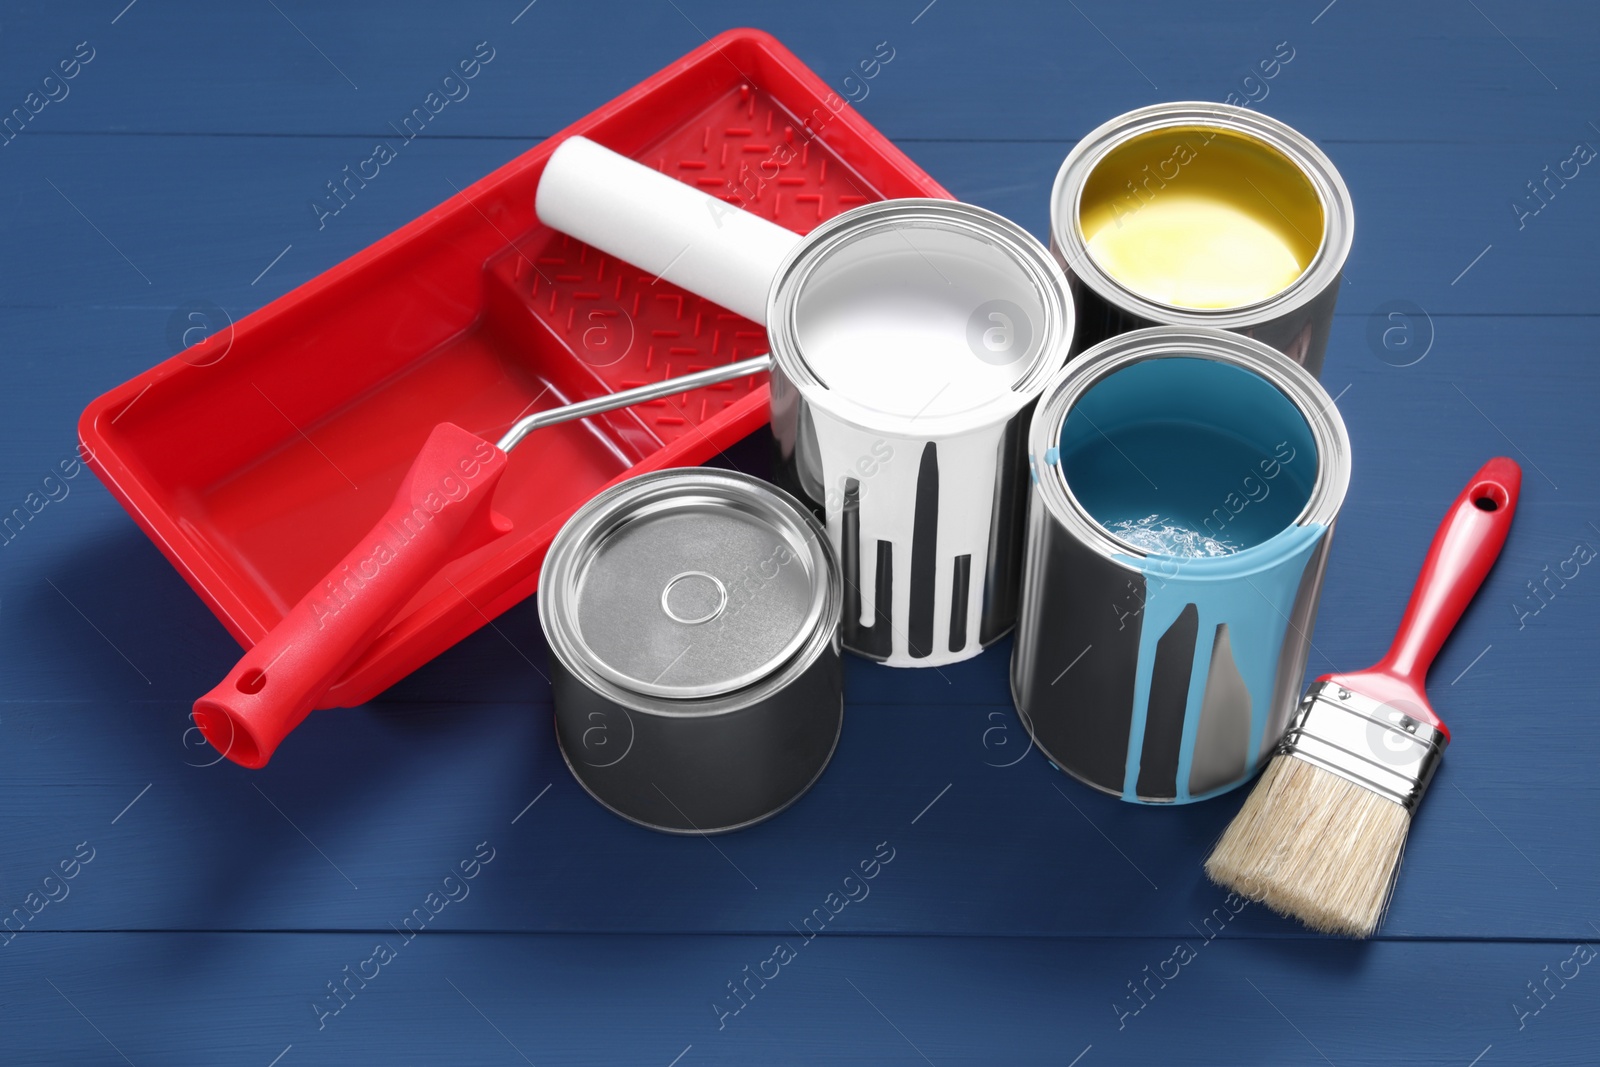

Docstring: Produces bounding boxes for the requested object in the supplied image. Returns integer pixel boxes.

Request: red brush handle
[1374,457,1521,691]
[193,424,510,768]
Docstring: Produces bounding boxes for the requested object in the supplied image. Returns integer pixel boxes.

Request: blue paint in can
[1058,357,1316,554]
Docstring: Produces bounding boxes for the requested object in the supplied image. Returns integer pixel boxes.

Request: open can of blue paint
[1011,327,1350,803]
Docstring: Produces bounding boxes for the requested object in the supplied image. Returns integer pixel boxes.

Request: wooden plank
[1,135,1596,316]
[0,1,1594,143]
[1,932,1595,1065]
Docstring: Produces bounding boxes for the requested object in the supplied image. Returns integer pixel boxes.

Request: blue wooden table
[3,2,1597,1063]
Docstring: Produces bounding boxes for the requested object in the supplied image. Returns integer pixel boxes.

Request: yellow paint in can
[1077,126,1325,310]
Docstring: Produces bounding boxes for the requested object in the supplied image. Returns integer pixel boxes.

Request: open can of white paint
[540,469,843,833]
[766,200,1074,666]
[1011,327,1350,803]
[1051,103,1353,377]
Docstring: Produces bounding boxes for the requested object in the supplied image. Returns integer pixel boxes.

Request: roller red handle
[1322,457,1521,737]
[193,424,510,767]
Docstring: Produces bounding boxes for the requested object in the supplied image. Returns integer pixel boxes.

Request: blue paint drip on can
[1115,523,1325,802]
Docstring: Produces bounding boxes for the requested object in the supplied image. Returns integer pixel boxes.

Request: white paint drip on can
[809,419,1006,659]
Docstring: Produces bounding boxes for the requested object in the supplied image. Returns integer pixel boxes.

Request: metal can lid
[539,469,839,703]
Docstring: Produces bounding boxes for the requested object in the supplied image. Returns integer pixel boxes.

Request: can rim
[539,469,841,713]
[1050,102,1354,326]
[1029,326,1352,564]
[767,198,1074,439]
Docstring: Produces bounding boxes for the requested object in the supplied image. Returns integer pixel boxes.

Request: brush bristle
[1205,755,1411,938]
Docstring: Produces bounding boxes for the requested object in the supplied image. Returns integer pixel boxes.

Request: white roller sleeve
[535,136,803,326]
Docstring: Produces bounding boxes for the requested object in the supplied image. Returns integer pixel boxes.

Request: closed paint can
[539,469,842,833]
[1051,103,1353,377]
[1011,327,1351,804]
[766,199,1074,667]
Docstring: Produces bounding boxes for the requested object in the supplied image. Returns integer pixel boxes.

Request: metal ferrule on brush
[1276,681,1448,813]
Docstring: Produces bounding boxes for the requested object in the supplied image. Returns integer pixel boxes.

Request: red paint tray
[78,29,951,708]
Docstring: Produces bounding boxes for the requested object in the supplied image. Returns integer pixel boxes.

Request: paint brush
[1205,457,1521,937]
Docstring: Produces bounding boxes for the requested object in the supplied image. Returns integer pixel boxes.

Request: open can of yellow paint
[1051,103,1353,377]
